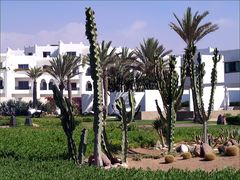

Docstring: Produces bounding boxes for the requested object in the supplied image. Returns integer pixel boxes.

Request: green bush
[181,101,189,107]
[230,102,240,106]
[226,114,240,125]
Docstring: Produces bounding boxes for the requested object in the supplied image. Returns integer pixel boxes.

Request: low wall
[135,110,240,120]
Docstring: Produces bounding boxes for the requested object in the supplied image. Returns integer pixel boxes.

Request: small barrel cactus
[225,146,239,156]
[182,152,192,159]
[204,153,216,161]
[165,155,175,163]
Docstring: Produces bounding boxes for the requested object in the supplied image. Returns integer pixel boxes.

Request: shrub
[182,152,192,159]
[0,100,29,116]
[226,115,240,125]
[181,101,189,107]
[230,102,240,106]
[165,155,175,163]
[225,146,239,156]
[132,154,141,161]
[204,153,216,161]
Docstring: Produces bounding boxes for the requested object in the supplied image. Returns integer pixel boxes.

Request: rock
[176,144,188,153]
[101,153,111,166]
[193,144,201,157]
[120,163,128,168]
[218,145,227,154]
[202,143,213,156]
[180,144,189,153]
[230,139,238,146]
[88,153,111,166]
[155,140,162,150]
[224,141,232,147]
[111,157,122,164]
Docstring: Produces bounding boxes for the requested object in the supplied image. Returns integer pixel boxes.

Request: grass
[0,115,239,178]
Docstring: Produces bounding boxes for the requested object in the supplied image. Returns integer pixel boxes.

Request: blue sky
[1,0,239,54]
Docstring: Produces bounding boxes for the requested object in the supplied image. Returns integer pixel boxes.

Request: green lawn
[0,115,239,179]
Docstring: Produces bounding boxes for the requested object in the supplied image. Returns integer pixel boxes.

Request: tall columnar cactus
[78,128,88,164]
[194,48,221,143]
[52,85,78,164]
[85,7,103,166]
[186,44,203,123]
[116,91,135,163]
[156,56,187,152]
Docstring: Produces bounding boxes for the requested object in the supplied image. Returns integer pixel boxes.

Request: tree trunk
[67,77,72,103]
[33,80,37,109]
[59,81,65,97]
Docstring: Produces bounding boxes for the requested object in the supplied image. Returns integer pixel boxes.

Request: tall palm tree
[65,55,82,103]
[169,7,219,122]
[110,47,141,92]
[97,40,117,118]
[26,67,43,108]
[135,38,172,89]
[44,55,81,100]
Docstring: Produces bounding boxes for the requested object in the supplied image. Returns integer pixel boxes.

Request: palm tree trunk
[59,81,65,97]
[33,80,37,109]
[67,77,72,103]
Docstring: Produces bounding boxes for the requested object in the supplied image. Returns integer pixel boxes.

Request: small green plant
[225,146,239,156]
[132,154,142,161]
[165,155,175,163]
[204,153,216,161]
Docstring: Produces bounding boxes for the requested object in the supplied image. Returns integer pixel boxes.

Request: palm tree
[109,47,141,91]
[98,41,118,118]
[44,55,81,100]
[65,55,82,103]
[26,67,43,108]
[169,7,219,122]
[135,38,172,89]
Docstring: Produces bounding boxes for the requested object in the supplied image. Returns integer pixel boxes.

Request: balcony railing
[15,86,31,90]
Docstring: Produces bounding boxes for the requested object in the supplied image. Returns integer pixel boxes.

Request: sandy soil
[127,148,240,171]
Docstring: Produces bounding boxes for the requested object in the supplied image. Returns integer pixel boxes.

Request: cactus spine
[85,7,103,166]
[78,128,88,164]
[52,85,78,164]
[156,56,186,152]
[116,91,135,163]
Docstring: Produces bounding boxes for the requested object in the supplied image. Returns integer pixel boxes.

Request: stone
[155,140,162,150]
[180,144,189,153]
[202,143,213,156]
[101,153,111,166]
[193,144,201,157]
[224,141,233,147]
[230,139,238,146]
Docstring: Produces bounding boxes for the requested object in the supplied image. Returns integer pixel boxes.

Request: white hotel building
[0,41,239,113]
[0,41,93,102]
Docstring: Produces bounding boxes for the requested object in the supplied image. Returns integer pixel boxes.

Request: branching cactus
[156,55,186,152]
[85,7,103,166]
[116,91,135,163]
[195,48,221,143]
[52,85,78,164]
[78,128,88,164]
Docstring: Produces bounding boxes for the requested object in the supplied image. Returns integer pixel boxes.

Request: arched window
[85,67,91,76]
[49,79,54,90]
[40,79,47,90]
[86,81,92,91]
[0,77,3,89]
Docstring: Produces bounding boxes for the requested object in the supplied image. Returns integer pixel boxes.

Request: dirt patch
[127,148,240,171]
